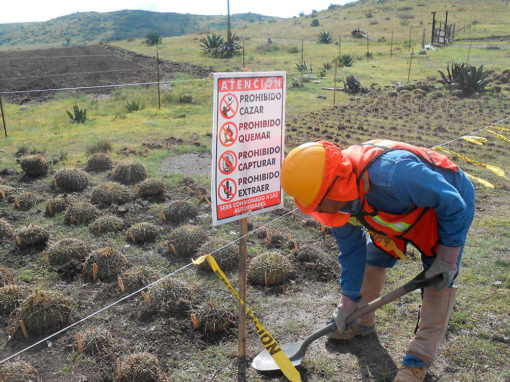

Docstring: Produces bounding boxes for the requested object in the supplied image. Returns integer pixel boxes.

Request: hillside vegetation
[0,10,277,50]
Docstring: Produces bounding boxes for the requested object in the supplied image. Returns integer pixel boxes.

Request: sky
[0,0,354,24]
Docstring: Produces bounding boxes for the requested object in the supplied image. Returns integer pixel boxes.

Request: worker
[280,139,475,382]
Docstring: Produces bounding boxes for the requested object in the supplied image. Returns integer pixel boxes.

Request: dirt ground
[0,44,209,104]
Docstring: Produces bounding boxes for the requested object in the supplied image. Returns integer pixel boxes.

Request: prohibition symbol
[218,151,237,175]
[220,93,239,119]
[219,122,238,147]
[218,178,237,202]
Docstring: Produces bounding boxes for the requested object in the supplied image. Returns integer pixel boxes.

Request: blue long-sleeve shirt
[331,149,475,300]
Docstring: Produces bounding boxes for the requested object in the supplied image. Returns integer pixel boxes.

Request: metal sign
[211,71,286,226]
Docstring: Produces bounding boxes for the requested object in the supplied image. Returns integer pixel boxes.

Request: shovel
[251,271,442,372]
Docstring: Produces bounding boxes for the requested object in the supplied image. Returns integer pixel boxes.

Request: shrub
[191,297,236,333]
[0,219,14,243]
[317,31,333,44]
[179,94,194,104]
[288,46,299,54]
[91,182,130,207]
[15,225,49,249]
[161,200,198,224]
[85,152,113,172]
[9,289,71,336]
[0,360,39,382]
[248,252,293,286]
[0,285,31,316]
[112,161,147,185]
[311,18,320,27]
[83,247,128,282]
[125,100,143,113]
[66,104,87,123]
[45,196,67,216]
[119,353,162,382]
[78,326,115,355]
[256,43,280,53]
[64,202,99,225]
[54,168,89,192]
[126,222,159,244]
[145,32,161,46]
[89,215,124,234]
[86,139,112,155]
[136,178,164,199]
[20,155,48,177]
[0,266,15,287]
[161,225,208,258]
[197,237,238,272]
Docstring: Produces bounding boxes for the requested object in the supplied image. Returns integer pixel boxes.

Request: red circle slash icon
[220,93,239,119]
[219,151,237,175]
[219,122,238,147]
[218,178,237,202]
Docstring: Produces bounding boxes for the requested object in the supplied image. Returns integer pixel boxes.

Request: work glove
[425,244,461,290]
[331,294,357,333]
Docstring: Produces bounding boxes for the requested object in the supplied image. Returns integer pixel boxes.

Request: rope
[0,208,297,365]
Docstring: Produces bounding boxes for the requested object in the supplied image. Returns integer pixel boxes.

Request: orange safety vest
[342,139,459,258]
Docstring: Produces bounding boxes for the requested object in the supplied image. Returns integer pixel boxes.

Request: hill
[0,10,278,50]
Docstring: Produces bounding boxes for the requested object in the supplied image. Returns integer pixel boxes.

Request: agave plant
[317,32,333,44]
[322,62,332,71]
[66,105,87,124]
[295,61,309,72]
[199,33,224,54]
[334,54,354,68]
[438,62,468,86]
[438,63,491,96]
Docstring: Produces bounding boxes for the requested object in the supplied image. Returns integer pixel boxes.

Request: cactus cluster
[135,178,164,199]
[0,284,31,316]
[126,222,159,244]
[20,155,48,178]
[161,200,198,224]
[0,185,17,201]
[13,192,39,211]
[82,247,128,282]
[112,161,147,185]
[54,168,89,192]
[9,289,71,336]
[192,297,236,333]
[120,265,157,293]
[0,360,39,382]
[295,246,339,281]
[248,252,293,286]
[45,196,67,216]
[197,237,238,272]
[119,352,162,382]
[0,219,14,243]
[46,238,90,266]
[85,152,113,172]
[0,267,15,286]
[15,225,49,249]
[91,182,130,207]
[64,201,99,225]
[160,225,207,258]
[141,279,192,319]
[78,326,115,355]
[89,215,124,234]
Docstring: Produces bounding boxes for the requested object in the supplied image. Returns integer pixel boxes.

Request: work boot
[393,366,427,382]
[393,285,458,381]
[328,264,386,340]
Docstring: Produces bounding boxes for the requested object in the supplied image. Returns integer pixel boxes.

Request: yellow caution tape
[462,135,487,145]
[192,254,302,382]
[491,125,510,132]
[465,172,494,189]
[435,146,509,180]
[348,217,407,261]
[486,129,510,144]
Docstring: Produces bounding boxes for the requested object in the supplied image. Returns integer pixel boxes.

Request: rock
[451,89,465,98]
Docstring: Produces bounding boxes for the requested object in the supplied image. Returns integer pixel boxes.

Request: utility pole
[227,0,232,43]
[431,12,436,45]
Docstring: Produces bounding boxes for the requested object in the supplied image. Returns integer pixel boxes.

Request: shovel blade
[251,341,304,371]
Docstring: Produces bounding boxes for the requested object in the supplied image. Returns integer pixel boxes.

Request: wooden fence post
[0,97,7,137]
[156,47,161,110]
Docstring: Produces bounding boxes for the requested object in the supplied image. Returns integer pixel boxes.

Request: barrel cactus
[0,266,15,287]
[54,168,89,192]
[78,326,115,355]
[12,192,39,211]
[0,284,32,316]
[85,152,113,172]
[91,182,130,207]
[64,201,99,225]
[295,246,339,281]
[119,352,162,382]
[135,178,164,199]
[161,200,198,224]
[119,265,158,293]
[191,297,236,333]
[89,215,124,234]
[15,225,49,249]
[20,155,48,177]
[0,360,39,382]
[83,247,128,282]
[112,161,147,185]
[0,219,14,243]
[248,252,293,286]
[160,225,207,258]
[45,196,67,216]
[45,238,90,281]
[126,222,159,244]
[9,289,71,336]
[197,237,238,272]
[141,279,193,319]
[0,185,17,202]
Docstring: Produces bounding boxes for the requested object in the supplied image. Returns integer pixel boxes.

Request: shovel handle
[346,270,442,324]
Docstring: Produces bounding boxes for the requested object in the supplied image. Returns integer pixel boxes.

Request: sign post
[211,71,286,379]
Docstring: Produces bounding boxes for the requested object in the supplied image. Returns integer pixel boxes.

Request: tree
[145,32,161,46]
